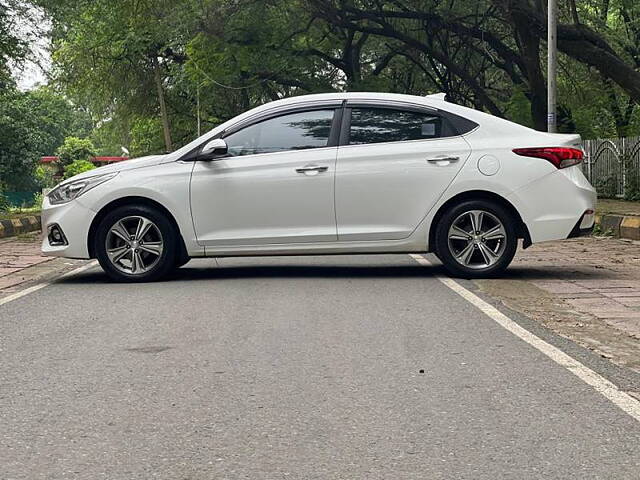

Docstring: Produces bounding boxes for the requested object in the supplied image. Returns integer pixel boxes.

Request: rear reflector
[512,147,583,169]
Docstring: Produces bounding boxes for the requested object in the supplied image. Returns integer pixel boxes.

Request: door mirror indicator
[199,138,228,160]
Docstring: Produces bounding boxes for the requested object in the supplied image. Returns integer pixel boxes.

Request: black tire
[94,205,177,282]
[174,255,190,269]
[434,199,518,278]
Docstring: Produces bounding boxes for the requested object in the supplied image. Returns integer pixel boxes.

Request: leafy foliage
[34,165,56,189]
[28,0,640,156]
[0,87,91,190]
[129,117,166,157]
[63,159,95,179]
[0,0,29,89]
[624,163,640,201]
[31,191,43,209]
[0,185,9,212]
[56,136,95,166]
[594,174,620,199]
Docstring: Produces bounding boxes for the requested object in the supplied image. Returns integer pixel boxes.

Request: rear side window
[348,107,457,145]
[224,109,335,157]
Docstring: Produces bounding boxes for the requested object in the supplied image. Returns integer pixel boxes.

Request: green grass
[597,198,640,216]
[0,207,41,221]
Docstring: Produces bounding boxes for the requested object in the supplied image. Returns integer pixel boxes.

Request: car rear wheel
[95,205,177,282]
[434,200,517,278]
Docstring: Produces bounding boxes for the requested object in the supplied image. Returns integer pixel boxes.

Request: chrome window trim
[179,100,344,161]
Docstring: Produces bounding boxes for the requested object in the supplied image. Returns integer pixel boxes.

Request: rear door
[335,104,471,241]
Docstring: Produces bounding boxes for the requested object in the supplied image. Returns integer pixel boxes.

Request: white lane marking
[0,261,98,307]
[409,253,640,423]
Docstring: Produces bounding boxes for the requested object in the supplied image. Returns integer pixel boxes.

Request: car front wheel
[434,200,518,278]
[95,205,177,282]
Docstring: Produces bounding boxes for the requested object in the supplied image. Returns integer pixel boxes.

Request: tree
[41,0,205,153]
[0,0,29,88]
[308,0,640,132]
[0,87,91,190]
[35,0,640,142]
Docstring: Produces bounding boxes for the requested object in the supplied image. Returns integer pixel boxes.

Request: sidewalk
[475,236,640,372]
[0,233,87,298]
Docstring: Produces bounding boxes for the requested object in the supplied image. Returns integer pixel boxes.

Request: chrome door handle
[295,165,329,175]
[426,155,460,163]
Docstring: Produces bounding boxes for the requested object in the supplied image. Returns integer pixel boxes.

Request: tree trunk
[510,8,548,131]
[152,57,173,153]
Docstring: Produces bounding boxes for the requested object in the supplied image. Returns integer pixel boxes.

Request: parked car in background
[41,92,596,282]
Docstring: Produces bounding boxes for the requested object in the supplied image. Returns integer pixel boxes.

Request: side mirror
[199,138,228,160]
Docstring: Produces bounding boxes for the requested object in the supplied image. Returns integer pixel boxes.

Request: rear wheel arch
[88,196,188,262]
[428,190,531,252]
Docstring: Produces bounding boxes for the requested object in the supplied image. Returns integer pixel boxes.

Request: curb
[0,215,42,239]
[595,214,640,240]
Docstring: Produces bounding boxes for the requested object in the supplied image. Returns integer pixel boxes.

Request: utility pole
[197,83,201,137]
[547,0,557,133]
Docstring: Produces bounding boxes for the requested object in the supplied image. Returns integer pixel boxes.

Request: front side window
[224,109,335,157]
[349,107,453,145]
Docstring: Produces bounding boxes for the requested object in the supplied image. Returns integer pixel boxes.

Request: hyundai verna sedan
[42,92,596,282]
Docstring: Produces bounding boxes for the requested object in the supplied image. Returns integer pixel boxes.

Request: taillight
[512,147,583,169]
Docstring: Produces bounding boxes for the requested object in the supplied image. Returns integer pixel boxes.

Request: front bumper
[41,198,96,259]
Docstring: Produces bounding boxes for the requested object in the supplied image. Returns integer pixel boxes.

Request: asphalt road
[2,254,640,479]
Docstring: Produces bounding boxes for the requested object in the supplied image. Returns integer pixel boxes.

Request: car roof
[259,91,441,109]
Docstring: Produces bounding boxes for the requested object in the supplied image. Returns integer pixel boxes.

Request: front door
[335,105,471,241]
[190,108,339,246]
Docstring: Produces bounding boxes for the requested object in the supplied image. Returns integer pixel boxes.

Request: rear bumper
[567,210,595,238]
[507,166,596,244]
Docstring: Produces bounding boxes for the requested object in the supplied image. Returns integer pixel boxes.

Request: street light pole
[548,0,557,133]
[197,83,201,137]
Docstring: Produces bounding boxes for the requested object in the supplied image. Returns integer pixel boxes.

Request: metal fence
[582,136,640,199]
[5,191,38,208]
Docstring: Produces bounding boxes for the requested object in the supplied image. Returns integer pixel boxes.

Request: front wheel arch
[88,196,188,261]
[428,190,531,253]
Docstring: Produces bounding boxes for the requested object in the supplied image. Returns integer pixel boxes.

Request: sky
[16,51,49,90]
[12,3,51,91]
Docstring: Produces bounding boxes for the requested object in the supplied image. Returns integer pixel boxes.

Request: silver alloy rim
[105,216,163,275]
[447,210,506,269]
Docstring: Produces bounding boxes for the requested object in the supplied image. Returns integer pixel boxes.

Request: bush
[32,192,44,209]
[624,163,640,201]
[34,165,56,189]
[56,137,96,167]
[594,174,619,199]
[0,187,9,212]
[63,159,96,179]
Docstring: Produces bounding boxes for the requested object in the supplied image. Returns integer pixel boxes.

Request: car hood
[62,155,168,183]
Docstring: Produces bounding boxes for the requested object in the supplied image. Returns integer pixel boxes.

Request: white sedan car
[42,92,596,282]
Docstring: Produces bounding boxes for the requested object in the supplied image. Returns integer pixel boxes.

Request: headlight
[48,172,118,205]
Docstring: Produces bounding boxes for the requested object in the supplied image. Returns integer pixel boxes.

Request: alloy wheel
[105,216,164,275]
[447,209,507,269]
